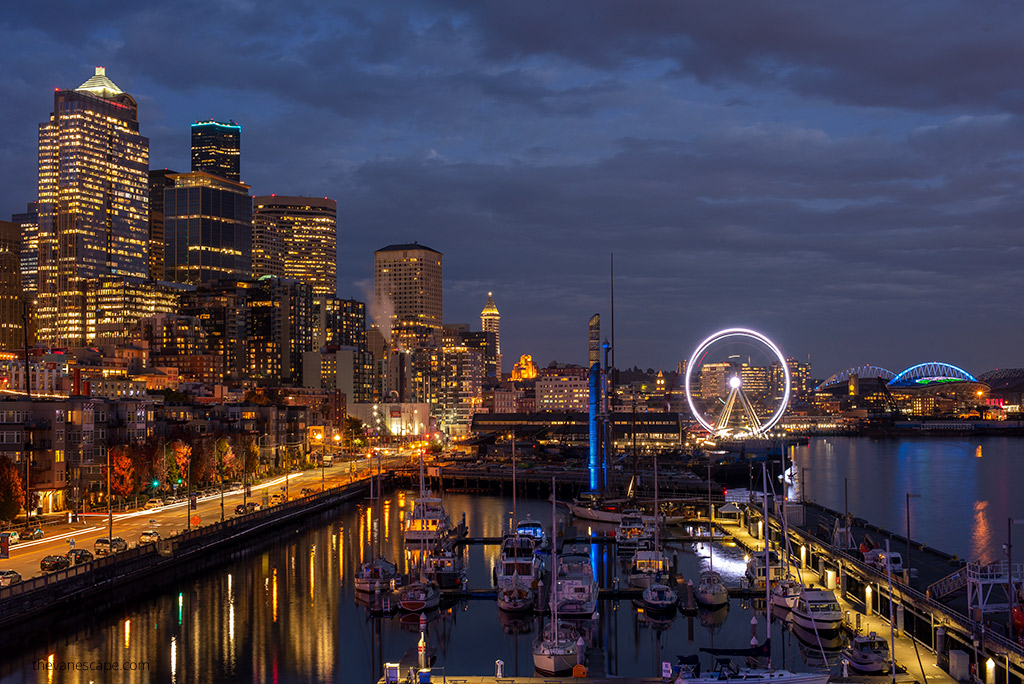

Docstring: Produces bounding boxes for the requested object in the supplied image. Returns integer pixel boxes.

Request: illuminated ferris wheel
[684,328,791,438]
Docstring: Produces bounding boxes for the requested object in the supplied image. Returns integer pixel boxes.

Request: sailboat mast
[512,431,517,529]
[551,476,558,625]
[762,462,771,668]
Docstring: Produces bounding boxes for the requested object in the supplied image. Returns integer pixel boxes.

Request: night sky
[3,2,1022,378]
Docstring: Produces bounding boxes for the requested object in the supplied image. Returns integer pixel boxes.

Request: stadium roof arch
[817,365,895,391]
[887,362,978,389]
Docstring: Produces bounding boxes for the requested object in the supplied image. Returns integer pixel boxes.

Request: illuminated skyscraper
[147,169,176,281]
[191,120,240,181]
[0,220,22,350]
[373,243,442,347]
[164,171,253,285]
[12,202,38,295]
[252,196,337,297]
[480,292,501,376]
[37,67,149,346]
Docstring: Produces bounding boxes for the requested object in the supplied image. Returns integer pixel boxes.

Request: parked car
[235,502,261,515]
[66,549,94,566]
[270,493,284,506]
[25,528,44,540]
[245,501,261,513]
[3,531,20,545]
[94,536,128,556]
[144,499,162,510]
[0,569,21,586]
[301,488,315,497]
[40,554,71,572]
[139,530,161,545]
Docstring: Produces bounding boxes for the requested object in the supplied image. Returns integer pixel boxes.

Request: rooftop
[75,66,124,99]
[375,242,441,255]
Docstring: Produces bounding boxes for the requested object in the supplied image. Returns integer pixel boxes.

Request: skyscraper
[191,120,241,181]
[147,169,176,281]
[252,196,338,297]
[480,292,501,376]
[37,67,149,346]
[373,243,442,347]
[0,220,22,350]
[12,202,38,295]
[163,171,253,285]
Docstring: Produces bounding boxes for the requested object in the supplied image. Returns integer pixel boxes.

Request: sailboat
[533,477,580,676]
[633,453,677,618]
[496,436,540,612]
[398,450,442,612]
[355,452,397,594]
[404,449,452,544]
[695,454,729,607]
[628,453,671,590]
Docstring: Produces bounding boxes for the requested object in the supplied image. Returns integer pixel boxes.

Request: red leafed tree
[215,438,236,480]
[109,445,136,498]
[172,440,192,485]
[0,458,23,523]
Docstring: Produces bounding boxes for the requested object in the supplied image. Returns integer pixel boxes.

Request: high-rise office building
[37,67,149,346]
[148,170,176,281]
[13,202,38,295]
[247,276,315,383]
[191,120,240,181]
[373,243,442,347]
[252,196,338,297]
[164,171,253,285]
[0,220,22,350]
[480,292,501,376]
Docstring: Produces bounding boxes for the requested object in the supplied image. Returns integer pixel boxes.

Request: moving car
[270,493,284,506]
[0,569,21,586]
[94,536,128,556]
[3,531,20,545]
[25,528,44,540]
[40,554,71,572]
[144,499,162,510]
[234,502,261,515]
[66,549,94,565]
[139,530,161,545]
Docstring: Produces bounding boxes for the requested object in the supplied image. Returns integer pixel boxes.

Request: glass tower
[252,196,338,297]
[37,67,150,347]
[191,120,241,181]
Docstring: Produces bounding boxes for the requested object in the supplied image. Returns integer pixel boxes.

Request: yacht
[515,516,549,552]
[615,511,650,556]
[496,534,543,587]
[769,577,802,610]
[671,657,830,684]
[628,543,670,589]
[745,549,783,589]
[497,574,535,613]
[554,552,598,617]
[790,589,843,635]
[397,580,441,612]
[842,632,891,674]
[694,570,729,607]
[533,620,579,676]
[637,582,678,618]
[404,496,452,545]
[354,557,398,593]
[424,545,466,589]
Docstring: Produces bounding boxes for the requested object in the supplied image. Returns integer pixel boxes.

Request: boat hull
[566,502,686,525]
[532,649,577,676]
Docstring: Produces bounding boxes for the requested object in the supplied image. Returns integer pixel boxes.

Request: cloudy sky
[2,1,1022,378]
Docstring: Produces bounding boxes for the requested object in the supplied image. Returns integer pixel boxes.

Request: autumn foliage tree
[0,458,24,523]
[109,445,136,498]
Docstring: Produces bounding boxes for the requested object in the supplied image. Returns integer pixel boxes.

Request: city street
[0,451,412,584]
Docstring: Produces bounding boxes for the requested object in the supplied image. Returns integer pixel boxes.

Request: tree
[109,445,136,498]
[0,458,23,523]
[172,440,192,487]
[215,437,236,481]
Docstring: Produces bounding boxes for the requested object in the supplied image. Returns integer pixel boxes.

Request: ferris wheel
[684,328,791,438]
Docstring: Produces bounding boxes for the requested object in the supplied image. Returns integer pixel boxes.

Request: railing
[929,568,968,598]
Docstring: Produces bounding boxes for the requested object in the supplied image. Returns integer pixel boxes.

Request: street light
[906,493,921,585]
[1008,518,1024,641]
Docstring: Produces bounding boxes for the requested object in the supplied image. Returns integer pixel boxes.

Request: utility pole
[22,300,31,532]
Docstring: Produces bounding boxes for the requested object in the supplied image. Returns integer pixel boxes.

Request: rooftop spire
[76,66,124,99]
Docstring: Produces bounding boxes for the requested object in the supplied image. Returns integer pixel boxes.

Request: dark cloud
[2,1,1023,377]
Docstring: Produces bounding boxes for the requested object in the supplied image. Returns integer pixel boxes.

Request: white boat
[637,582,678,617]
[842,631,891,674]
[694,570,729,607]
[672,657,830,684]
[533,620,579,676]
[404,496,452,544]
[554,552,598,617]
[397,581,441,612]
[628,545,670,588]
[566,496,686,525]
[615,511,650,555]
[496,534,543,586]
[790,589,842,635]
[497,574,535,613]
[515,516,549,552]
[355,557,398,593]
[745,549,783,589]
[769,577,802,610]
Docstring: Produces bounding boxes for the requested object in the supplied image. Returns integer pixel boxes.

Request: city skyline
[2,4,1024,374]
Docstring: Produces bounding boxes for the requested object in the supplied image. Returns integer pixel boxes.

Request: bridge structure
[817,361,985,393]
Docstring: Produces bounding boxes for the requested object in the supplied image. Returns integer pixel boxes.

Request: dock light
[986,658,995,682]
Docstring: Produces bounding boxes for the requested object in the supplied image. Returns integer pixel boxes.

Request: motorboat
[615,511,651,556]
[515,515,549,552]
[842,632,891,674]
[637,582,678,618]
[354,557,398,593]
[554,552,598,617]
[565,491,687,525]
[745,549,783,589]
[397,581,441,612]
[770,577,802,610]
[694,570,729,607]
[403,496,453,545]
[670,656,830,684]
[628,546,670,589]
[497,574,535,613]
[424,545,466,589]
[790,589,843,636]
[496,534,543,587]
[533,620,579,676]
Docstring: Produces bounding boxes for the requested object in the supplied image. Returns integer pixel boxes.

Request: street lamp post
[107,447,113,546]
[1008,518,1024,642]
[906,492,921,584]
[186,455,192,531]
